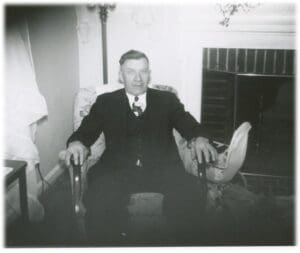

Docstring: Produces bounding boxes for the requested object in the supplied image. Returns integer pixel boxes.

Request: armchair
[59,83,251,241]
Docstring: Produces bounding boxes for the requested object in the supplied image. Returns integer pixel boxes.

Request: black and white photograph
[3,0,296,248]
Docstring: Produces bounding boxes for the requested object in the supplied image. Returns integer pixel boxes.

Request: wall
[75,5,103,88]
[27,7,79,177]
[107,4,183,99]
[75,2,295,121]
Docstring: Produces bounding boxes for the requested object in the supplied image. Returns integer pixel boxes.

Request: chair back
[206,122,252,183]
[223,122,252,182]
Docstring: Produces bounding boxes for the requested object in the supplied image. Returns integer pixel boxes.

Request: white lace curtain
[5,20,48,222]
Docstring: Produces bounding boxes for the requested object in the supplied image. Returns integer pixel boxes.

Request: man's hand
[192,137,218,164]
[65,141,89,166]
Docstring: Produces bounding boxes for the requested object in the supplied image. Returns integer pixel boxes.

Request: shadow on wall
[24,6,80,178]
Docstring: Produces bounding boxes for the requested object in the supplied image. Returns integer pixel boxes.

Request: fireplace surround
[201,48,295,180]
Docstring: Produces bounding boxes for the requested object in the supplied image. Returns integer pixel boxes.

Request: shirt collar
[126,92,147,110]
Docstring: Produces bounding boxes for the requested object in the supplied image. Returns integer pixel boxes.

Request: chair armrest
[58,150,87,206]
[58,150,87,239]
[182,140,236,184]
[70,158,87,214]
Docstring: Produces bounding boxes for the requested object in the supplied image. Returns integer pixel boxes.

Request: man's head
[119,50,151,96]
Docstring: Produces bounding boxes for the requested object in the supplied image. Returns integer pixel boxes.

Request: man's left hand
[192,137,218,164]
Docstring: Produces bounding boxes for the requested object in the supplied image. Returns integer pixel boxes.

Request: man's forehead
[121,58,149,68]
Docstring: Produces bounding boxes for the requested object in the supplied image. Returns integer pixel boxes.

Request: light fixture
[87,3,116,84]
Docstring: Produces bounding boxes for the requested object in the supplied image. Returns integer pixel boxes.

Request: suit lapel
[145,88,155,115]
[116,89,128,145]
[144,88,161,131]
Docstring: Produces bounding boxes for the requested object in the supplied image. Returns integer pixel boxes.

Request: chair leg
[75,206,87,241]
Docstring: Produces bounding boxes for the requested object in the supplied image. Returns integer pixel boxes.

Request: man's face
[119,57,151,96]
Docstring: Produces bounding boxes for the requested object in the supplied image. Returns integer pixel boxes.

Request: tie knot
[134,96,139,102]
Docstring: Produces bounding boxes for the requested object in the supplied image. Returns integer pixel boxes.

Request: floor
[6,172,82,247]
[5,170,295,247]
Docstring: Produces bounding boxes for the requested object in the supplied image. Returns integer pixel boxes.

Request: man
[66,50,217,244]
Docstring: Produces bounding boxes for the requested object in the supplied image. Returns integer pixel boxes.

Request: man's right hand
[65,141,89,166]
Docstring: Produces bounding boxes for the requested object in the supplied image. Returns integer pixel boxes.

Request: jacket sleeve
[169,93,210,141]
[67,95,105,148]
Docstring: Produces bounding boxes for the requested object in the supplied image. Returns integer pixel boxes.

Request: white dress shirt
[126,92,147,115]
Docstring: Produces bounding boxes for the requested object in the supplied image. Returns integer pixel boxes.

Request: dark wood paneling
[203,48,295,75]
[201,70,235,143]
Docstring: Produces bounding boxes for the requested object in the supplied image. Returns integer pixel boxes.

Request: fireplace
[201,48,295,178]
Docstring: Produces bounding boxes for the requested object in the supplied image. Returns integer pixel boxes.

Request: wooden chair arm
[197,160,208,206]
[70,158,85,211]
[59,150,87,240]
[69,157,87,240]
[188,139,248,187]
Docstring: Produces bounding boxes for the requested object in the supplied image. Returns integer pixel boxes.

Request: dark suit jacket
[67,88,205,173]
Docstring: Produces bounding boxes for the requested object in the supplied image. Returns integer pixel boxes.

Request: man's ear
[118,69,124,84]
[148,70,151,83]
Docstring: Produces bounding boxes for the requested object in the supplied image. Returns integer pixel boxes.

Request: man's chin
[128,88,147,96]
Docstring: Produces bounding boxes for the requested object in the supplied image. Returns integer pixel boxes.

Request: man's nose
[134,73,142,82]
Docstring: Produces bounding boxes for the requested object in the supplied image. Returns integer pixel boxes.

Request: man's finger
[195,147,203,164]
[190,146,197,160]
[72,151,79,166]
[79,149,84,166]
[65,151,71,166]
[207,144,217,161]
[197,153,203,164]
[203,148,210,163]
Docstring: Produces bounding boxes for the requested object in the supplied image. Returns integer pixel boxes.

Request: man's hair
[119,50,149,66]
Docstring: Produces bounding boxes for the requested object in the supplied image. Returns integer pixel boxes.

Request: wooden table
[5,160,29,224]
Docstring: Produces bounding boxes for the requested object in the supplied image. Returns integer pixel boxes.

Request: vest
[125,106,148,169]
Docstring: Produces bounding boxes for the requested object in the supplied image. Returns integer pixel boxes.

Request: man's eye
[140,70,149,75]
[126,70,135,75]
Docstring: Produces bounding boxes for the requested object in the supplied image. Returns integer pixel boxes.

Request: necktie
[132,96,143,116]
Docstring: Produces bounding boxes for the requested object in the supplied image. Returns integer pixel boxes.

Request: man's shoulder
[96,88,124,100]
[148,87,176,98]
[148,88,178,106]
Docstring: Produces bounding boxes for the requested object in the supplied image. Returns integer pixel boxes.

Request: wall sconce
[216,2,260,27]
